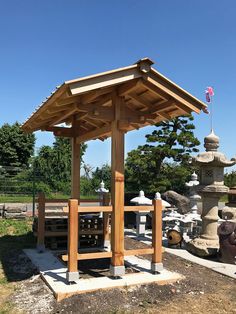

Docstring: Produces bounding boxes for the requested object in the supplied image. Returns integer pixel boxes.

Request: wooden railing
[36,193,163,281]
[36,193,100,250]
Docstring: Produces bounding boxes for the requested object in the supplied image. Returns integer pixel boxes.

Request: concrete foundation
[151,262,164,273]
[66,271,79,282]
[24,249,182,301]
[36,244,45,253]
[110,265,126,277]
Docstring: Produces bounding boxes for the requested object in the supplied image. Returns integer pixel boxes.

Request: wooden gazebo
[22,58,207,282]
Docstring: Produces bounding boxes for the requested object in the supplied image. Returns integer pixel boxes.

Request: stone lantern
[187,130,236,256]
[130,191,152,237]
[185,172,201,218]
[95,180,109,205]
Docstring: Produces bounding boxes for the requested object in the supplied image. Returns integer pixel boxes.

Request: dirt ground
[1,236,234,314]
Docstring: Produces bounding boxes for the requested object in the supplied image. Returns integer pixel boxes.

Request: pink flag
[205,86,214,103]
[207,86,214,96]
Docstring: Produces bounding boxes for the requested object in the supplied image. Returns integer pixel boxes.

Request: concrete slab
[24,249,182,301]
[125,229,236,280]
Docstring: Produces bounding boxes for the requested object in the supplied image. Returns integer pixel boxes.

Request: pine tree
[125,115,199,193]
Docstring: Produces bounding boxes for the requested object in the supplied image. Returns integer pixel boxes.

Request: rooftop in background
[22,58,207,142]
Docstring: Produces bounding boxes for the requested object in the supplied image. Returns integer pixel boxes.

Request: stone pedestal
[187,193,222,256]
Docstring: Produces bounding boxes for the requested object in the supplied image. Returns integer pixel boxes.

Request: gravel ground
[7,237,236,314]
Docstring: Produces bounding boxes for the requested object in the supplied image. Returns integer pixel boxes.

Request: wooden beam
[69,67,141,95]
[124,205,154,212]
[124,248,154,256]
[76,124,111,143]
[50,107,78,126]
[42,126,74,137]
[62,251,112,262]
[145,75,201,114]
[111,92,125,267]
[127,92,150,109]
[63,205,113,213]
[81,86,114,103]
[117,79,141,96]
[142,79,169,101]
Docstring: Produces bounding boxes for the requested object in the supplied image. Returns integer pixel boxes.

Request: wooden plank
[63,205,112,213]
[124,248,154,256]
[62,251,112,262]
[69,67,141,95]
[124,205,154,212]
[67,199,79,273]
[39,198,100,203]
[111,92,125,267]
[37,193,45,249]
[34,230,103,237]
[152,199,163,264]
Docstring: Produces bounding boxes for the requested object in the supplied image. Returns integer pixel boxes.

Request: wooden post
[71,136,80,199]
[151,199,163,273]
[66,199,79,282]
[67,121,80,282]
[103,193,110,248]
[110,92,125,276]
[37,192,45,252]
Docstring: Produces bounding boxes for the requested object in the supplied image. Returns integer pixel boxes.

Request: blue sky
[0,1,236,169]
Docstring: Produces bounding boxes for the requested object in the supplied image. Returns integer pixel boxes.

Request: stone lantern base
[186,237,219,257]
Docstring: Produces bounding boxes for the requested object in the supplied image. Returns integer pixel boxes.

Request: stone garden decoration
[187,130,236,257]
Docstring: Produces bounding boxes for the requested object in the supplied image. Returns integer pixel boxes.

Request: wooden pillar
[71,136,80,199]
[151,199,163,273]
[110,93,125,276]
[67,129,80,282]
[103,193,110,248]
[67,199,79,282]
[37,192,45,252]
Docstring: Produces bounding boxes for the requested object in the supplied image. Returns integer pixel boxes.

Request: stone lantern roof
[192,130,236,167]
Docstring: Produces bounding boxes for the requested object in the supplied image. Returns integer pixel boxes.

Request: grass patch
[0,219,35,313]
[0,219,33,237]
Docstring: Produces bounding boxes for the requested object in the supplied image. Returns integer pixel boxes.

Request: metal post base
[151,262,163,274]
[36,244,45,253]
[110,265,125,277]
[66,271,79,283]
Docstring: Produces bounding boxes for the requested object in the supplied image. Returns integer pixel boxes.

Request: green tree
[0,122,35,171]
[224,171,236,188]
[125,115,199,193]
[91,163,111,192]
[33,137,87,193]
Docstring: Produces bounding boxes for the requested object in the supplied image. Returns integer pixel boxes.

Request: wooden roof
[22,58,207,142]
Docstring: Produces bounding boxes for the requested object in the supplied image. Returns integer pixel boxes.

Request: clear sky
[0,0,236,169]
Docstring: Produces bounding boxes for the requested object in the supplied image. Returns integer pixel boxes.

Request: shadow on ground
[0,231,37,282]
